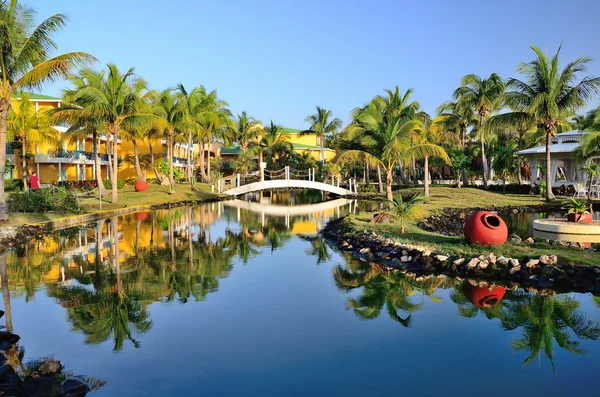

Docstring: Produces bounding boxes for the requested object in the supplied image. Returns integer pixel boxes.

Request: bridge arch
[222,179,352,196]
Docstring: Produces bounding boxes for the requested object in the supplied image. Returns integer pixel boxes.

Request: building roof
[517,130,587,156]
[292,143,334,151]
[221,147,241,155]
[281,127,307,134]
[13,92,61,101]
[517,143,581,155]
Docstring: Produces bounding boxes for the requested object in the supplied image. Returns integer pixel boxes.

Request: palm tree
[7,93,57,191]
[122,88,157,182]
[490,46,600,201]
[452,73,505,187]
[388,193,424,233]
[303,106,342,164]
[176,84,203,183]
[63,65,153,203]
[52,69,107,196]
[416,114,455,198]
[0,0,96,219]
[153,89,185,193]
[580,162,599,200]
[340,95,449,200]
[228,111,262,151]
[256,120,291,165]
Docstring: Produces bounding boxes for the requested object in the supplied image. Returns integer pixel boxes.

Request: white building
[517,131,599,190]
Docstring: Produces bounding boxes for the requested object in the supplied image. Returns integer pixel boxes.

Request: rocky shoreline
[322,216,600,295]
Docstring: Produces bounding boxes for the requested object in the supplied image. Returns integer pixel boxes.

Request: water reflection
[0,197,599,393]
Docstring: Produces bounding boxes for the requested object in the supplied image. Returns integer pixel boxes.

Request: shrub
[8,187,80,214]
[4,179,23,192]
[103,179,126,190]
[63,180,98,191]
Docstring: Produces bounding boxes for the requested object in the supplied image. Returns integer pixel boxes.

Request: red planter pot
[464,211,508,246]
[462,282,506,308]
[135,212,149,221]
[135,180,148,192]
[566,213,592,223]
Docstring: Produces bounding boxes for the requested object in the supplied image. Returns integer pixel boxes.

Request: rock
[509,259,520,267]
[526,259,540,268]
[467,258,479,268]
[422,249,432,257]
[509,233,522,242]
[478,255,486,260]
[38,359,62,377]
[62,379,89,397]
[487,252,497,264]
[525,237,534,244]
[453,258,465,266]
[0,364,20,385]
[400,255,409,262]
[497,256,509,265]
[478,260,489,270]
[402,250,408,256]
[539,255,558,266]
[509,265,521,276]
[358,248,370,254]
[0,332,20,345]
[435,255,449,262]
[22,376,62,397]
[347,245,353,250]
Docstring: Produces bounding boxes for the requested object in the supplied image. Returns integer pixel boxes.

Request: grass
[342,187,598,266]
[6,182,221,227]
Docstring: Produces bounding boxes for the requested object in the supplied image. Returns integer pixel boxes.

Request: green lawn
[342,187,598,266]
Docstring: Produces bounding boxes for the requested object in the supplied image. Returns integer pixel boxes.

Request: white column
[77,163,80,181]
[36,163,40,181]
[58,162,62,182]
[236,173,240,187]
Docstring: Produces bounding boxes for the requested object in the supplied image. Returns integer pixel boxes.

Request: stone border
[322,216,600,294]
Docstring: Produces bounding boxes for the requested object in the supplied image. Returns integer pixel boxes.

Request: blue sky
[34,0,600,128]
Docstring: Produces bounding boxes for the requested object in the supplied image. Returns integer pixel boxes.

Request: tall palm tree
[452,73,505,188]
[176,84,203,183]
[228,111,262,150]
[7,93,57,191]
[53,69,107,196]
[0,0,96,219]
[489,46,600,201]
[64,65,153,203]
[303,106,342,164]
[340,97,449,200]
[256,120,291,165]
[416,114,455,198]
[153,89,185,193]
[437,99,477,186]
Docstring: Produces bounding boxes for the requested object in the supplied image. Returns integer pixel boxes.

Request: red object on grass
[462,282,506,308]
[463,211,508,246]
[134,180,147,192]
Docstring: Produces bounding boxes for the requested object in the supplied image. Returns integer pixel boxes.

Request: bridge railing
[214,166,360,194]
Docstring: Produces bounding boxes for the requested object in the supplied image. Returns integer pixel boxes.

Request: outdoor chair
[574,183,588,198]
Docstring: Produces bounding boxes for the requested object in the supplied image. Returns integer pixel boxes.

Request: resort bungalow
[517,131,600,195]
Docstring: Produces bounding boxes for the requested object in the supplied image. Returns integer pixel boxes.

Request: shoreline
[322,215,600,294]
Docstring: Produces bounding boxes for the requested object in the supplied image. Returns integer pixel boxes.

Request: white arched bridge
[218,166,357,197]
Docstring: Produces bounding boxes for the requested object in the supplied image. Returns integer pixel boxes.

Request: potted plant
[562,198,593,223]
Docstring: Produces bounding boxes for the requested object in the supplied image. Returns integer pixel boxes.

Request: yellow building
[7,94,196,184]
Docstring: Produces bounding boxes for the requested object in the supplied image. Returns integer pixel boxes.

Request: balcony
[35,150,117,165]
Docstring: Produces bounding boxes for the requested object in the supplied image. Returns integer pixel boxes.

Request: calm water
[1,193,600,396]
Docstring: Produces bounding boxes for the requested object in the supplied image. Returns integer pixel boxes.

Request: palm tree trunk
[111,130,119,204]
[0,252,13,332]
[133,138,144,181]
[168,134,175,192]
[22,139,28,192]
[187,131,193,183]
[320,136,325,164]
[517,155,523,185]
[424,155,430,199]
[398,162,409,184]
[365,159,370,185]
[479,115,488,188]
[385,166,394,201]
[545,131,555,201]
[199,142,207,182]
[461,127,469,187]
[206,143,211,180]
[93,130,106,196]
[411,157,416,182]
[377,163,384,193]
[0,98,10,221]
